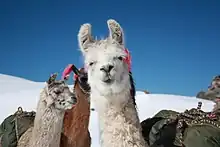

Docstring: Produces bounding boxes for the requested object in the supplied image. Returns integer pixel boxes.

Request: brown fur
[60,74,91,147]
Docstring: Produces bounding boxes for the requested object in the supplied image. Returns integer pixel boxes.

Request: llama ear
[78,23,94,54]
[107,19,124,45]
[47,73,58,85]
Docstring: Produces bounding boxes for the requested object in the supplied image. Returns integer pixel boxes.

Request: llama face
[212,76,220,88]
[46,74,77,110]
[78,19,131,96]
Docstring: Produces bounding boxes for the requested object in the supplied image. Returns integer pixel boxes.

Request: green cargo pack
[0,107,35,147]
[141,102,220,147]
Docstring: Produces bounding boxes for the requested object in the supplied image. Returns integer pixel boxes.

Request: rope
[14,117,19,142]
[150,102,220,147]
[14,107,24,142]
[78,84,90,95]
[172,102,220,146]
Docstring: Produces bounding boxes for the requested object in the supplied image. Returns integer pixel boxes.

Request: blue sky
[0,0,219,96]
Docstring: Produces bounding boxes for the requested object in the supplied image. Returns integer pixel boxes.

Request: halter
[62,64,90,95]
[74,78,90,95]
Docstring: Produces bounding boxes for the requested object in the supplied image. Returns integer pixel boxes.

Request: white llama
[17,73,77,147]
[77,19,148,147]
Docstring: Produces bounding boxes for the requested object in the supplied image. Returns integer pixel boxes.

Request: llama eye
[89,62,94,66]
[118,56,123,61]
[54,90,61,95]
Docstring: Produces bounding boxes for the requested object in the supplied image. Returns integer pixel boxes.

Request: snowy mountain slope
[0,74,42,94]
[0,74,215,147]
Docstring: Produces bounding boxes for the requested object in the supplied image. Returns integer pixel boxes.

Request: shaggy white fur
[17,74,77,147]
[78,19,147,147]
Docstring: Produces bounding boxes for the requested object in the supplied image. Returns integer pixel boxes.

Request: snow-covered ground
[0,74,215,147]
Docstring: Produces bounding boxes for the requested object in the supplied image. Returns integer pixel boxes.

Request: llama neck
[30,93,64,147]
[62,88,91,147]
[95,92,147,147]
[63,99,90,132]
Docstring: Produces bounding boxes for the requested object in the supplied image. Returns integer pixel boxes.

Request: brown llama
[60,65,91,147]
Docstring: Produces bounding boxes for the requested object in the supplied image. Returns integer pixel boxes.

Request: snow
[0,73,215,147]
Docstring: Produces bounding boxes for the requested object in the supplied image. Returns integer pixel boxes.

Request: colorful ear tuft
[124,48,131,72]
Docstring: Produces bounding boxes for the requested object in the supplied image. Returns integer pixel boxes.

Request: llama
[60,66,91,147]
[77,19,148,147]
[196,75,220,101]
[17,73,77,147]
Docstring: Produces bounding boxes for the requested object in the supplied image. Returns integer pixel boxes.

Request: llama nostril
[100,67,105,71]
[100,65,114,73]
[108,65,114,72]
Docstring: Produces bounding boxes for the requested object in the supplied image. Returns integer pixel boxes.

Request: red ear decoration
[124,48,131,72]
